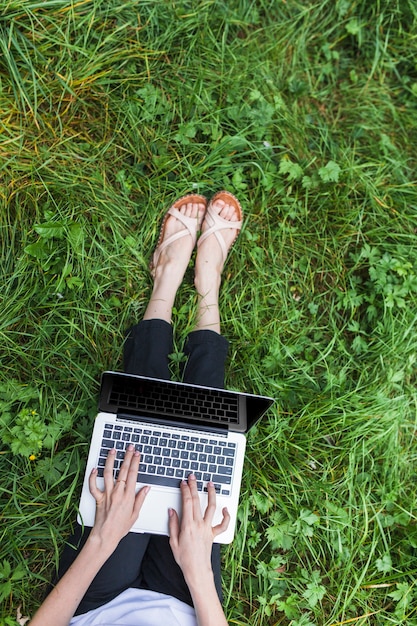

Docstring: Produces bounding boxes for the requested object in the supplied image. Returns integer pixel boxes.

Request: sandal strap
[197,204,243,263]
[152,206,202,269]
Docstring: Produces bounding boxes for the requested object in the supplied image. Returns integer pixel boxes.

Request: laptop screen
[99,372,274,434]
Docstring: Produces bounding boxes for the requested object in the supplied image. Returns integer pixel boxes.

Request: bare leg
[194,199,242,334]
[143,200,206,323]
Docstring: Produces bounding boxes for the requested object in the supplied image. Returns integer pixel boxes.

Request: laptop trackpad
[130,484,231,542]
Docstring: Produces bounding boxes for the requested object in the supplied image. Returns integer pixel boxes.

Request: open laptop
[77,371,274,543]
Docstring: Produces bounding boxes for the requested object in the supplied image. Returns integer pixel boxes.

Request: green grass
[1,0,417,623]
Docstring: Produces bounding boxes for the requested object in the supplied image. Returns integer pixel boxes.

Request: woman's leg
[140,193,242,606]
[54,198,206,615]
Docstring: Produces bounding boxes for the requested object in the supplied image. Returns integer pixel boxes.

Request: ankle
[194,269,221,297]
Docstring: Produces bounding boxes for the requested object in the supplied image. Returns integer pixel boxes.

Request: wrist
[184,565,215,594]
[86,528,119,559]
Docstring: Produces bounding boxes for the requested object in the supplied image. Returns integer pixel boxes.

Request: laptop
[77,371,274,543]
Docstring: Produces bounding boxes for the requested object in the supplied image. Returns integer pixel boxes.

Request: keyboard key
[101,439,114,448]
[223,447,236,457]
[218,466,233,475]
[212,474,231,484]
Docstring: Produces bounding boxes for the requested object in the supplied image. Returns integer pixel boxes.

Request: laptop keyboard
[97,422,236,496]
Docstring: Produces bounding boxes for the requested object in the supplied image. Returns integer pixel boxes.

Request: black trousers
[56,319,229,616]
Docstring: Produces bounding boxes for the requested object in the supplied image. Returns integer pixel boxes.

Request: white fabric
[69,587,197,626]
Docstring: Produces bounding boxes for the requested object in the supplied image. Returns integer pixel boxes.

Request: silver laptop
[77,371,274,543]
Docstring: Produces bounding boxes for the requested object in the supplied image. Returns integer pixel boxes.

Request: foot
[195,192,242,288]
[193,192,242,333]
[143,196,206,323]
[150,195,206,287]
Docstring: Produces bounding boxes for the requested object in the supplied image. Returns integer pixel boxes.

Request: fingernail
[188,473,196,480]
[128,444,134,451]
[168,508,174,517]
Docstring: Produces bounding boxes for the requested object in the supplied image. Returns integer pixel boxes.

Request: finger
[180,480,193,524]
[132,485,150,520]
[212,507,231,538]
[116,444,135,483]
[103,449,116,491]
[168,507,180,551]
[88,467,103,502]
[187,474,202,519]
[203,481,217,524]
[125,450,141,491]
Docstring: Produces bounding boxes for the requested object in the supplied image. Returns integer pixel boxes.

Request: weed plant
[1,0,417,624]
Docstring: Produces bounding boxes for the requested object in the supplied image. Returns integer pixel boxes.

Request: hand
[89,445,150,547]
[168,474,230,586]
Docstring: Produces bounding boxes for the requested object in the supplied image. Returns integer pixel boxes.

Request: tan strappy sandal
[197,190,243,265]
[150,193,207,278]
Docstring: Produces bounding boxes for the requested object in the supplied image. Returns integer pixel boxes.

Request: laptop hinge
[116,412,228,435]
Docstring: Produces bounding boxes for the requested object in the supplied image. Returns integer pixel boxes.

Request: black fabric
[56,319,228,615]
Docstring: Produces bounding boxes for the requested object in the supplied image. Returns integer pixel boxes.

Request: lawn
[1,0,417,624]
